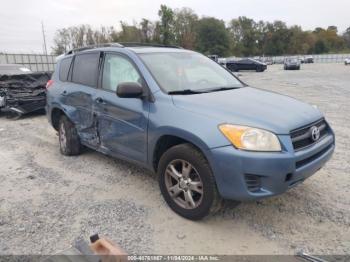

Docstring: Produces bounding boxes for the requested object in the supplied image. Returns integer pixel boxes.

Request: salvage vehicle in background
[46,43,335,220]
[284,58,301,70]
[345,58,350,65]
[226,58,267,72]
[0,64,50,118]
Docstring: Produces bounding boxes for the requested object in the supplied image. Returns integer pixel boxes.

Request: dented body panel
[93,88,150,163]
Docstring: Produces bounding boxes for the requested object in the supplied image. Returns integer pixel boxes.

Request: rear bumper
[207,132,335,201]
[285,65,300,69]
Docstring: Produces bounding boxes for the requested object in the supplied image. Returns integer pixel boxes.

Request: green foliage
[52,25,114,55]
[343,27,350,48]
[196,17,231,57]
[118,22,142,42]
[173,8,198,49]
[314,39,329,54]
[229,17,260,56]
[52,5,350,56]
[158,5,175,45]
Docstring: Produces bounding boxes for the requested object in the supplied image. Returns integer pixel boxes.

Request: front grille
[245,174,261,193]
[290,119,329,151]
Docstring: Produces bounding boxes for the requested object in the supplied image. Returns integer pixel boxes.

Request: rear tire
[58,115,81,156]
[158,143,222,220]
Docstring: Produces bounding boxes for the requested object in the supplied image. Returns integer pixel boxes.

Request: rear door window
[59,57,73,81]
[72,53,100,87]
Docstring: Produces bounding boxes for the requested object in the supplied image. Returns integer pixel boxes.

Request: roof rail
[120,42,183,49]
[65,43,123,55]
[65,42,183,55]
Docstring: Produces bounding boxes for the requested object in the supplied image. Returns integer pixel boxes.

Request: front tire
[158,144,222,220]
[58,115,81,156]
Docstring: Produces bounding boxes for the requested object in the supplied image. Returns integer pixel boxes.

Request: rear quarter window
[71,53,100,87]
[59,57,73,81]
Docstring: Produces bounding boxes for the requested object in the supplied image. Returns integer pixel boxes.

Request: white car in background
[345,58,350,65]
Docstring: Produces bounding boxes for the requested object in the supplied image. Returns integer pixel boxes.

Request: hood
[172,87,323,134]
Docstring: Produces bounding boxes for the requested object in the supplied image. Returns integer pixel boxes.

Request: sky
[0,0,349,53]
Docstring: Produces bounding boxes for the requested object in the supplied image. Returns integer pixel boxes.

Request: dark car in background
[226,58,267,72]
[284,58,301,70]
[0,64,50,118]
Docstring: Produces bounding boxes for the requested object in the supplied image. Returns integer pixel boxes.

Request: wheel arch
[150,128,211,172]
[50,106,73,131]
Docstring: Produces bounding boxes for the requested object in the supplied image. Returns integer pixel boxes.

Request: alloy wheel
[164,159,204,209]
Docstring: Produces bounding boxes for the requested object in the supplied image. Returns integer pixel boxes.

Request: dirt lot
[0,63,349,255]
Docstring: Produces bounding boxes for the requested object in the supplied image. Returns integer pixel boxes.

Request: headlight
[218,124,282,152]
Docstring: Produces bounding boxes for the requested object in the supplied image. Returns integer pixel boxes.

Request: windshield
[288,59,298,63]
[139,52,243,93]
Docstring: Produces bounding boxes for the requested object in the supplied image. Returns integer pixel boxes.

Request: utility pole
[41,21,48,55]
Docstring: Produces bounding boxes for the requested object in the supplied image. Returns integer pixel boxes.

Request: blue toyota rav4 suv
[46,43,335,220]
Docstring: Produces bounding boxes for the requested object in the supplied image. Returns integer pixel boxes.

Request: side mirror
[116,82,143,98]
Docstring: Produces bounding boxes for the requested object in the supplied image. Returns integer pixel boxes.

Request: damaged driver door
[93,52,149,163]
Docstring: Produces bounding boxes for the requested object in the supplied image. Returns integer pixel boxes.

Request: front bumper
[207,132,335,201]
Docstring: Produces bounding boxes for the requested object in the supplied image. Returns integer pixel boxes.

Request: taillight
[46,79,54,89]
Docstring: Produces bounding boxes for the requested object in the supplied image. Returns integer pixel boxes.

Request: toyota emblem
[311,126,320,141]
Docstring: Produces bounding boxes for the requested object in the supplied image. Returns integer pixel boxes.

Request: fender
[49,103,77,125]
[147,125,211,168]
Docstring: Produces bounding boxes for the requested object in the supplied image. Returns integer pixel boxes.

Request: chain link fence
[1,52,349,72]
[0,53,56,72]
[268,54,350,64]
[226,53,350,64]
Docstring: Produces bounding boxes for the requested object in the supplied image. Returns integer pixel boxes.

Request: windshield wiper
[168,86,240,95]
[196,86,241,93]
[168,89,207,95]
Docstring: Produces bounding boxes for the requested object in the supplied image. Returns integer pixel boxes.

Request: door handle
[95,97,106,104]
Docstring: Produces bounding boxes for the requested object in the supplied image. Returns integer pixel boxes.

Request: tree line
[52,5,350,57]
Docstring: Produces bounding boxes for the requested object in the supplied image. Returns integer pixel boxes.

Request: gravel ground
[0,63,349,255]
